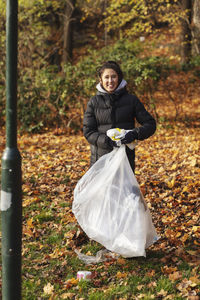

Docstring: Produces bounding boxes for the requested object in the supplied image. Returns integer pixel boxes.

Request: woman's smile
[100,68,119,93]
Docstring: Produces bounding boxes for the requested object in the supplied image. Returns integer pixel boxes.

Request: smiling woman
[83,60,156,172]
[98,60,123,93]
[100,68,119,93]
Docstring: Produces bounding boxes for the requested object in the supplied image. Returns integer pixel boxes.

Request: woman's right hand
[106,137,119,149]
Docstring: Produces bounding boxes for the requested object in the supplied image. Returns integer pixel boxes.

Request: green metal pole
[1,0,22,299]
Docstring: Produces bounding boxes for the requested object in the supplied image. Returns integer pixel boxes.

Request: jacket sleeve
[83,98,109,148]
[134,97,156,140]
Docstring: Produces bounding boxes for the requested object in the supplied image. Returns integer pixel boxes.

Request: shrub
[0,39,172,132]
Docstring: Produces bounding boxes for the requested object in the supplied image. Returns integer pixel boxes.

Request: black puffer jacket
[83,83,156,171]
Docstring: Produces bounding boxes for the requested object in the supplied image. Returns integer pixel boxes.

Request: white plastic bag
[72,145,159,257]
[74,249,119,264]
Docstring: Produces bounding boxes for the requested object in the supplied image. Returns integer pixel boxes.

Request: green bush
[0,39,172,132]
[181,55,200,72]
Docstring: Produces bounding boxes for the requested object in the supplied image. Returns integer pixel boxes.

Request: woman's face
[100,68,119,93]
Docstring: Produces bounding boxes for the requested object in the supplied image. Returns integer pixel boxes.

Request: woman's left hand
[120,129,138,144]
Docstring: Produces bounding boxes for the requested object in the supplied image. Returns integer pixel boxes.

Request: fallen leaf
[43,283,54,295]
[137,284,144,291]
[116,272,127,279]
[64,278,79,289]
[169,271,182,281]
[162,265,177,274]
[157,289,168,297]
[60,293,75,299]
[117,258,126,265]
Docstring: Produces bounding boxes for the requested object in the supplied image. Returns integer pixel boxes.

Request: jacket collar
[96,79,127,96]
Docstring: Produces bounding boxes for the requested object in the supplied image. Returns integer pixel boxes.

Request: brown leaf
[60,292,75,299]
[169,271,182,281]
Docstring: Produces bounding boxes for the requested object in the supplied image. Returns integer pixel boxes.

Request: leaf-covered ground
[0,117,199,299]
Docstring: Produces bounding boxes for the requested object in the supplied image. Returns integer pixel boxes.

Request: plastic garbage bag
[72,144,159,258]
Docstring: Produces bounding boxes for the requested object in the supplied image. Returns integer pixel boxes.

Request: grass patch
[36,212,55,224]
[81,240,104,255]
[61,175,70,184]
[156,275,174,293]
[47,233,64,244]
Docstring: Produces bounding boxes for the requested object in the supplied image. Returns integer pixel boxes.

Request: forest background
[0,0,200,131]
[0,0,199,299]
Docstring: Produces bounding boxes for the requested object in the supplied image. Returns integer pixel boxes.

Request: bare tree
[192,0,200,55]
[180,0,192,63]
[179,0,200,62]
[63,0,76,64]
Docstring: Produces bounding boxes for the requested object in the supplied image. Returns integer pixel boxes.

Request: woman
[83,61,156,172]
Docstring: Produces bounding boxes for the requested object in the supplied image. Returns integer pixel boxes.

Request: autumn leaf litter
[0,123,199,299]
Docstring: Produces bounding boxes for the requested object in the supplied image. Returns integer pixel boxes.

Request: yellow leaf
[69,278,79,285]
[27,218,34,227]
[189,276,200,285]
[182,186,188,193]
[49,149,56,153]
[158,166,165,173]
[180,233,189,242]
[162,215,174,224]
[167,178,175,188]
[192,226,199,232]
[190,158,197,167]
[175,232,182,238]
[116,271,127,279]
[49,247,66,259]
[64,278,79,289]
[171,163,177,170]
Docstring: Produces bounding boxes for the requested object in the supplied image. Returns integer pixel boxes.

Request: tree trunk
[192,0,200,55]
[63,0,76,64]
[46,8,62,67]
[180,0,192,63]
